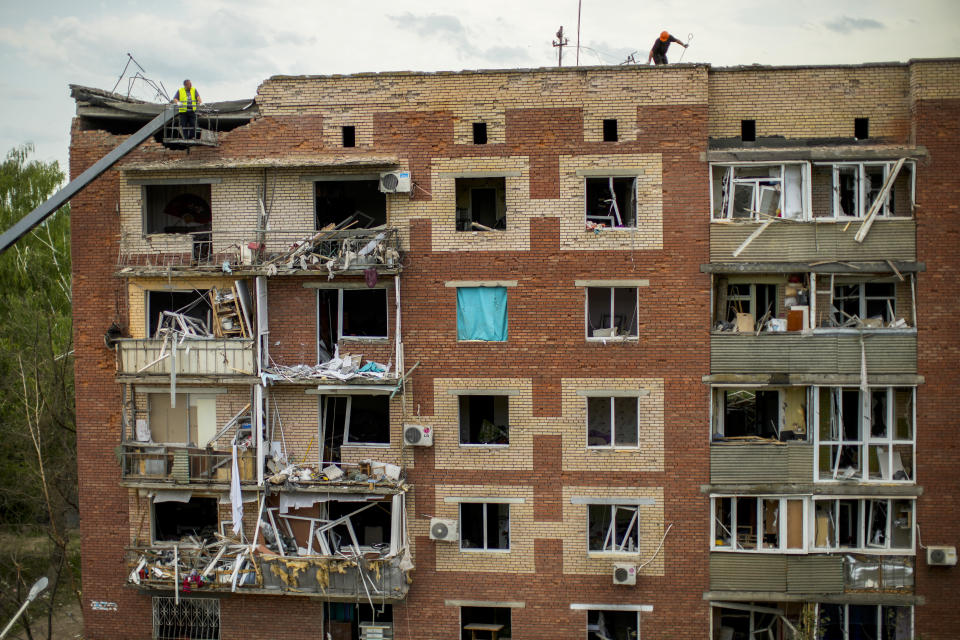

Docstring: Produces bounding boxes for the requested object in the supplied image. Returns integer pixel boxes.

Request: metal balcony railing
[115,338,255,377]
[119,443,254,485]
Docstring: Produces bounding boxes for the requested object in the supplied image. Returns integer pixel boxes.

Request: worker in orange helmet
[647,31,688,65]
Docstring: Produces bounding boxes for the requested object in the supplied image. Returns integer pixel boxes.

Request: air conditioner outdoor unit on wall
[429,518,458,542]
[927,546,958,566]
[613,563,637,585]
[379,171,411,193]
[403,424,432,446]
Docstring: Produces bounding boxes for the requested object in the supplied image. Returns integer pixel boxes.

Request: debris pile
[263,349,393,384]
[264,223,400,277]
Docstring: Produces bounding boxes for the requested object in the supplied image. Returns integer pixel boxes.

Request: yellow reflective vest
[177,87,198,112]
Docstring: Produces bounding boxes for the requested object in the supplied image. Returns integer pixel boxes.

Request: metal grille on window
[153,597,220,640]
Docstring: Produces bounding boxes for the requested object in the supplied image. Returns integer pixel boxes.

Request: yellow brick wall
[910,59,960,101]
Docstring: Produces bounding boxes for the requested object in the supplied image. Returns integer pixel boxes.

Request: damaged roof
[70,84,258,124]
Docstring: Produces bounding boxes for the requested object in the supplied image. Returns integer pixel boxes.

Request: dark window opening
[321,395,390,461]
[154,497,218,542]
[459,395,509,445]
[314,179,386,229]
[148,290,212,336]
[588,504,639,552]
[342,289,388,338]
[472,122,487,145]
[741,119,756,142]
[602,119,618,142]
[722,389,780,438]
[341,126,356,148]
[832,282,895,325]
[460,503,509,551]
[325,603,393,640]
[587,397,638,447]
[455,177,506,231]
[153,596,220,640]
[144,184,212,235]
[588,609,639,640]
[585,177,636,227]
[327,500,392,549]
[586,287,638,338]
[855,117,869,140]
[460,607,511,640]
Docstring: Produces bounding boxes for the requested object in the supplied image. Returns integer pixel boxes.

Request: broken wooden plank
[732,219,774,257]
[855,158,906,243]
[886,259,904,281]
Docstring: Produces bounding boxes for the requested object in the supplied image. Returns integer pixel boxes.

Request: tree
[0,144,78,639]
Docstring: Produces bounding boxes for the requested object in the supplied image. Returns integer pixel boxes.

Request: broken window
[817,604,912,640]
[713,389,781,439]
[586,287,638,339]
[815,387,914,482]
[813,498,914,551]
[147,393,218,445]
[456,286,508,342]
[587,397,638,448]
[147,290,212,337]
[585,177,636,227]
[326,604,393,640]
[472,122,487,145]
[832,281,896,326]
[460,607,511,640]
[713,605,793,640]
[326,499,393,549]
[459,502,510,551]
[588,504,640,553]
[153,496,219,543]
[314,179,386,229]
[459,395,509,445]
[317,288,389,350]
[587,609,639,640]
[153,596,220,640]
[602,119,618,142]
[455,177,506,231]
[143,184,212,235]
[711,164,808,221]
[815,161,915,218]
[712,496,804,552]
[717,282,778,331]
[320,394,390,460]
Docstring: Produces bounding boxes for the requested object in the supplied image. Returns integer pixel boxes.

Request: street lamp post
[0,577,49,640]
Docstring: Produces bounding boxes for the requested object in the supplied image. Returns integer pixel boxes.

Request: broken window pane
[761,499,780,550]
[734,497,757,550]
[714,497,733,549]
[459,503,509,551]
[720,389,780,438]
[588,504,639,552]
[154,496,218,542]
[327,500,392,549]
[340,289,388,338]
[585,177,637,227]
[837,165,859,217]
[586,397,638,448]
[314,179,385,229]
[459,395,509,445]
[344,394,390,444]
[587,610,639,640]
[586,287,638,338]
[837,499,860,548]
[144,184,212,235]
[455,177,506,231]
[456,286,507,342]
[147,290,212,337]
[815,500,836,548]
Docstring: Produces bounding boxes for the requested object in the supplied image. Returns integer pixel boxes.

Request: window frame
[326,394,392,447]
[831,280,897,326]
[815,160,916,219]
[585,609,640,640]
[139,181,215,237]
[587,503,641,554]
[337,288,390,340]
[458,502,511,552]
[584,176,638,228]
[711,495,808,553]
[584,286,639,341]
[815,603,913,639]
[458,394,510,447]
[455,285,509,342]
[811,497,915,554]
[712,388,785,440]
[585,396,640,449]
[454,176,507,232]
[710,162,810,221]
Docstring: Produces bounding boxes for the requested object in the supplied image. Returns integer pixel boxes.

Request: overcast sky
[1,0,958,175]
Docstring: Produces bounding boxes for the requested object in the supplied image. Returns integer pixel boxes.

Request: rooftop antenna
[576,0,582,66]
[111,53,169,102]
[553,26,569,66]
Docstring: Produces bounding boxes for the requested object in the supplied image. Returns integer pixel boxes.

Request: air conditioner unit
[429,518,458,542]
[613,563,636,585]
[927,546,958,566]
[379,171,411,193]
[403,424,432,447]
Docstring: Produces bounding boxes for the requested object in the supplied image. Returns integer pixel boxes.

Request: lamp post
[0,577,49,640]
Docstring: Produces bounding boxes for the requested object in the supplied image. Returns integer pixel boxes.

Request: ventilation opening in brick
[327,499,393,548]
[153,596,220,640]
[461,606,511,640]
[741,119,756,142]
[144,184,211,235]
[459,395,509,445]
[341,126,356,147]
[459,503,510,550]
[315,179,386,229]
[585,177,637,228]
[325,603,393,640]
[318,288,388,359]
[855,117,869,140]
[153,496,218,542]
[455,177,506,231]
[603,119,618,142]
[472,122,488,145]
[587,609,640,640]
[147,290,212,336]
[320,394,390,460]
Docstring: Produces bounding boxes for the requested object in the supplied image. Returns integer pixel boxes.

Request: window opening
[459,395,509,445]
[153,596,220,640]
[714,605,790,640]
[588,504,639,552]
[153,497,218,542]
[341,126,356,148]
[314,179,386,229]
[740,120,756,142]
[586,287,638,338]
[459,503,510,551]
[717,389,780,439]
[712,164,807,220]
[854,117,869,140]
[585,177,637,228]
[472,122,488,145]
[814,498,913,551]
[456,286,508,342]
[460,607,511,640]
[602,119,618,142]
[821,161,914,218]
[712,496,804,552]
[587,609,639,640]
[720,283,776,330]
[144,184,212,236]
[455,177,506,231]
[817,604,912,640]
[325,604,394,640]
[148,290,212,337]
[318,288,388,356]
[326,500,392,549]
[320,394,390,461]
[148,393,218,445]
[587,397,639,447]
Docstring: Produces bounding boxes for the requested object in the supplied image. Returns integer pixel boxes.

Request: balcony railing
[115,338,255,377]
[116,228,401,274]
[120,443,253,485]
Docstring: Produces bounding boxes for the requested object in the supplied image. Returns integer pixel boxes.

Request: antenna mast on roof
[111,53,170,102]
[553,26,569,67]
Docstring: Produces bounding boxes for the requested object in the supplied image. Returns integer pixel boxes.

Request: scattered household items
[263,348,393,384]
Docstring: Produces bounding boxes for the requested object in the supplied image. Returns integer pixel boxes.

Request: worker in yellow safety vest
[171,79,202,139]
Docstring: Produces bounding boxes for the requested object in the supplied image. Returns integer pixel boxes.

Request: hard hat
[660,31,669,41]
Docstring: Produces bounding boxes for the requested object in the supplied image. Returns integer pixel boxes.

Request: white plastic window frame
[457,393,511,448]
[584,287,639,341]
[587,503,641,554]
[810,497,915,554]
[585,396,640,450]
[709,162,811,221]
[818,160,916,219]
[813,387,916,484]
[322,393,392,448]
[814,603,913,638]
[458,501,511,553]
[337,287,390,340]
[710,495,808,554]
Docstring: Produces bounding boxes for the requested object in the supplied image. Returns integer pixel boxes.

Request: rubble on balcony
[265,460,404,490]
[262,349,395,385]
[262,223,400,278]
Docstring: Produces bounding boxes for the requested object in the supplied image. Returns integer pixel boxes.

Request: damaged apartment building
[58,58,960,640]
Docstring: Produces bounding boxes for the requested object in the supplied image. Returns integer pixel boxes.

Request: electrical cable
[636,522,674,570]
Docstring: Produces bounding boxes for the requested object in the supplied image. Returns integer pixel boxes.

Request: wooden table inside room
[463,623,505,640]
